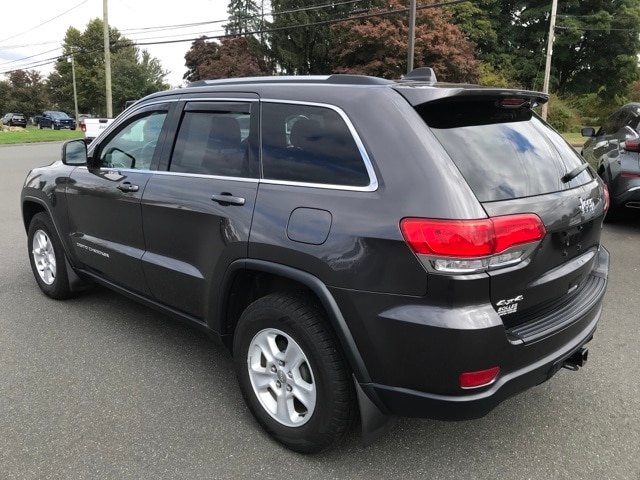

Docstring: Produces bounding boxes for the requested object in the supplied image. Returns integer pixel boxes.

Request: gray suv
[21,69,609,453]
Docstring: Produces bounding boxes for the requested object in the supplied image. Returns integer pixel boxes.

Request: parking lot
[1,142,639,479]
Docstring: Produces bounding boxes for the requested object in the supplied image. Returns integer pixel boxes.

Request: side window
[169,104,253,178]
[261,102,370,187]
[99,111,167,170]
[597,112,621,136]
[613,112,633,133]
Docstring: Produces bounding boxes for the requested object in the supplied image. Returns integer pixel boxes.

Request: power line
[0,0,89,45]
[1,0,470,77]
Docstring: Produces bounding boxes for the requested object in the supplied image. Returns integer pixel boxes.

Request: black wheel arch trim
[219,258,372,384]
[22,194,80,272]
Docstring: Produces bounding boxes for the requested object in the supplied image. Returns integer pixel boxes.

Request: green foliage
[478,63,513,88]
[545,94,580,133]
[226,0,262,35]
[268,0,379,74]
[0,70,49,118]
[49,19,169,118]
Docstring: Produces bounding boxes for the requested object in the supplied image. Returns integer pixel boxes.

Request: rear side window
[418,99,592,202]
[169,103,254,178]
[261,102,370,187]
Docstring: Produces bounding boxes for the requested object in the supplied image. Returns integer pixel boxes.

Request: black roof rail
[186,74,394,88]
[401,67,438,83]
[325,74,394,85]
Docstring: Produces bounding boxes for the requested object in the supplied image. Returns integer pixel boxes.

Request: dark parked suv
[1,112,27,128]
[582,102,640,214]
[21,69,610,453]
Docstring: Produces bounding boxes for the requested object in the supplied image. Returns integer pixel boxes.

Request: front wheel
[37,123,42,130]
[233,293,355,453]
[27,213,71,299]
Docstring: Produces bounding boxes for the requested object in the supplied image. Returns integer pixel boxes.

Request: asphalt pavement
[1,142,639,479]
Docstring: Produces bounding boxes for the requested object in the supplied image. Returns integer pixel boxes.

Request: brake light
[621,172,640,178]
[400,214,545,257]
[500,97,527,108]
[460,366,500,389]
[80,123,86,133]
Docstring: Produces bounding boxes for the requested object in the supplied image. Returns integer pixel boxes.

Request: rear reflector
[459,366,500,389]
[400,214,545,258]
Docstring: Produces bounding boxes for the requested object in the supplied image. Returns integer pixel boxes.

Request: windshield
[50,112,70,119]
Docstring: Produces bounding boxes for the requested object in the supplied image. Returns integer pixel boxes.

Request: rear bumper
[361,304,600,420]
[334,246,609,421]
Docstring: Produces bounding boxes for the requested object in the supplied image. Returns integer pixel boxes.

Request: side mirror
[581,127,596,138]
[61,139,88,165]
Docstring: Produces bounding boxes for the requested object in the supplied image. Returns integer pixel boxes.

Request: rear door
[140,99,260,319]
[415,95,606,331]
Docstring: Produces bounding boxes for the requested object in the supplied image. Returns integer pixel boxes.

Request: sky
[0,0,230,87]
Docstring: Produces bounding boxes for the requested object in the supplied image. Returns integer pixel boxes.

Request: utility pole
[541,0,558,121]
[103,0,113,117]
[70,52,79,123]
[407,0,416,74]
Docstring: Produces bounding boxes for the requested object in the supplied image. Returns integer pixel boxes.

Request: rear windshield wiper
[561,163,590,183]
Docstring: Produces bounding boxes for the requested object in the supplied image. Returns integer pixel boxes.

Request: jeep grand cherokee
[21,68,609,453]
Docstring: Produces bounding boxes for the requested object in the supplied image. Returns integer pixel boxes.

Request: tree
[0,70,49,119]
[459,0,640,98]
[49,19,169,117]
[225,0,262,35]
[331,0,479,83]
[269,0,378,74]
[183,36,271,82]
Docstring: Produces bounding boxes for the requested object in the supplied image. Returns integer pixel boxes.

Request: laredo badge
[496,295,523,316]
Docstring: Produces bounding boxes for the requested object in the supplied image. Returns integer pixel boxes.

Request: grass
[0,126,84,145]
[562,132,586,147]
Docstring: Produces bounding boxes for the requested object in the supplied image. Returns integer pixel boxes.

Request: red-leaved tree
[184,36,271,82]
[331,0,479,83]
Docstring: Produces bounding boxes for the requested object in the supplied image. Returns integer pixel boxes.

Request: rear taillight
[400,214,545,273]
[624,139,640,152]
[80,123,86,133]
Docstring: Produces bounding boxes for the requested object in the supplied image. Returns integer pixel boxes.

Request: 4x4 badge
[579,197,595,215]
[496,295,523,316]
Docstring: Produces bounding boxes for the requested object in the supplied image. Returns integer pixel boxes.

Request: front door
[66,105,171,295]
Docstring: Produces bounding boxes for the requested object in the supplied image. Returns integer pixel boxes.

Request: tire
[50,123,55,130]
[233,293,356,453]
[37,123,42,130]
[27,212,71,299]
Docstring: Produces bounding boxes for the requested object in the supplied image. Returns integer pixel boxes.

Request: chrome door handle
[117,182,139,192]
[211,193,245,206]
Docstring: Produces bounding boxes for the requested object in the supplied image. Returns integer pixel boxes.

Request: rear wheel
[233,293,355,453]
[27,213,71,299]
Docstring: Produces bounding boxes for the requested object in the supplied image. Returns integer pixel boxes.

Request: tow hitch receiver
[562,347,589,371]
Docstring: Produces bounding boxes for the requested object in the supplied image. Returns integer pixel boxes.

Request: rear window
[417,99,592,202]
[261,102,371,187]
